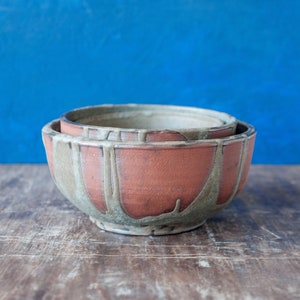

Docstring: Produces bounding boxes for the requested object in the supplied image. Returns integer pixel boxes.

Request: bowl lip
[43,118,256,148]
[60,104,237,133]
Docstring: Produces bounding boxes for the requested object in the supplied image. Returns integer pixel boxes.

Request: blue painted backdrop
[1,0,299,163]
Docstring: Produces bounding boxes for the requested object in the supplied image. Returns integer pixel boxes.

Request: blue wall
[1,0,299,163]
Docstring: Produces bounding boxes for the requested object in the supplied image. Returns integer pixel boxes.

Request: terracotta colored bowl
[60,104,237,141]
[42,118,256,236]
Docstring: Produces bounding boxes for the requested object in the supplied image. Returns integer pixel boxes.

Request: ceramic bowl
[60,104,237,141]
[42,118,256,236]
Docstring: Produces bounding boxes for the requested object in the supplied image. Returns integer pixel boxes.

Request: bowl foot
[89,216,206,236]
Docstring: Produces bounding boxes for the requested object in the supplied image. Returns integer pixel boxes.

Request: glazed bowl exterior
[42,119,256,235]
[60,104,237,141]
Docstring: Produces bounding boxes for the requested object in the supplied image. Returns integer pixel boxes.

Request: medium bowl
[42,118,256,235]
[60,104,237,141]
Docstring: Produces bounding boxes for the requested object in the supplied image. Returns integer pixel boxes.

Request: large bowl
[42,118,256,235]
[60,104,237,141]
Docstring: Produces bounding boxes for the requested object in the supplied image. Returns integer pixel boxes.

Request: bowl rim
[60,104,237,133]
[43,118,256,148]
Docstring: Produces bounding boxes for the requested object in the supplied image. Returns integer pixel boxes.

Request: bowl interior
[63,105,235,131]
[76,111,224,130]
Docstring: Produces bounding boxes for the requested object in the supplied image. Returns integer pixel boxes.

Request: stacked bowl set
[42,104,256,235]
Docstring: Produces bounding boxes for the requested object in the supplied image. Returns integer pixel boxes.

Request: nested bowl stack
[42,104,256,236]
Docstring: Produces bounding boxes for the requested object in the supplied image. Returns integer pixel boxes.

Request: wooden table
[0,165,299,299]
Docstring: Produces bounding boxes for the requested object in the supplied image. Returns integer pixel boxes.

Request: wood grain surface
[0,165,299,299]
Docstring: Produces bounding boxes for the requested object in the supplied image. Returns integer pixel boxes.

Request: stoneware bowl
[42,118,256,236]
[60,104,237,141]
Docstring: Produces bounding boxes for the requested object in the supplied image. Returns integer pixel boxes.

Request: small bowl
[42,118,256,236]
[60,104,237,141]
